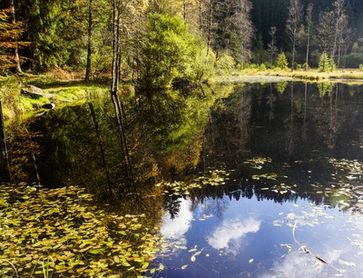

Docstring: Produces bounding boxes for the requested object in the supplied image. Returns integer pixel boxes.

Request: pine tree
[319,51,336,72]
[276,52,289,70]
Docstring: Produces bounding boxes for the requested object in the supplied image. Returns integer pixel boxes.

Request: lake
[4,81,363,277]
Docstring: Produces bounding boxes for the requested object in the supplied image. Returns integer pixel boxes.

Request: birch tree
[305,3,313,70]
[332,0,345,62]
[267,26,278,65]
[85,0,93,82]
[286,0,303,70]
[9,0,22,73]
[318,10,336,55]
[229,0,254,64]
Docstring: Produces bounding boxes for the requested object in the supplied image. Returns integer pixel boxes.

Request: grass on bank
[2,66,363,121]
[236,68,363,82]
[0,73,109,122]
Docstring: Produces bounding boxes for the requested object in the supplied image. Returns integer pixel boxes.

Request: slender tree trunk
[9,0,22,73]
[199,0,203,31]
[292,34,296,71]
[332,1,343,63]
[85,0,93,82]
[305,25,310,70]
[305,4,313,71]
[183,0,187,21]
[337,37,342,67]
[111,1,134,185]
[206,0,213,57]
[0,98,10,182]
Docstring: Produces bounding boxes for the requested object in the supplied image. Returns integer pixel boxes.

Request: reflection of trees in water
[201,84,252,170]
[7,126,41,183]
[7,82,363,216]
[174,82,363,214]
[164,196,182,219]
[195,197,229,219]
[206,82,362,165]
[7,85,234,195]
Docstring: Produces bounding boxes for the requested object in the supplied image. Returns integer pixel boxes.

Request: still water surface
[154,82,363,278]
[6,82,363,277]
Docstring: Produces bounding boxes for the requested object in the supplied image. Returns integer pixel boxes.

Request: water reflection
[4,81,363,277]
[161,199,193,244]
[207,217,261,255]
[155,82,362,277]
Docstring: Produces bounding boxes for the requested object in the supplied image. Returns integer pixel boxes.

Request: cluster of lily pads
[327,158,363,212]
[0,185,162,277]
[244,157,272,169]
[160,169,231,197]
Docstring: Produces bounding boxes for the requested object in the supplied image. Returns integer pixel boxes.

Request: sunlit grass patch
[234,68,363,84]
[0,74,109,121]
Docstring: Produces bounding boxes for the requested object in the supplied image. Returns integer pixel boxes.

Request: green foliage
[275,53,289,70]
[215,52,236,74]
[15,0,110,71]
[359,64,363,71]
[140,13,212,89]
[319,52,336,72]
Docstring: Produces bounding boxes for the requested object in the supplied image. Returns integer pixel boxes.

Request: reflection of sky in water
[161,199,193,244]
[158,195,363,278]
[207,217,261,255]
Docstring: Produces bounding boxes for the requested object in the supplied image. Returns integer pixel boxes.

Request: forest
[1,0,363,80]
[1,0,363,277]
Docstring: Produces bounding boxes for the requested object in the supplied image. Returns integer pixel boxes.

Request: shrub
[319,52,336,72]
[259,63,267,71]
[359,64,363,71]
[140,13,213,89]
[275,53,289,70]
[215,52,236,74]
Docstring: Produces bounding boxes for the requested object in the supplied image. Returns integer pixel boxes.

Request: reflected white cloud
[207,218,261,255]
[161,199,193,242]
[263,252,324,278]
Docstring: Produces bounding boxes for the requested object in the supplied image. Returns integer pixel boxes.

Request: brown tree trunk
[85,0,93,82]
[206,0,213,57]
[183,0,187,21]
[9,0,22,73]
